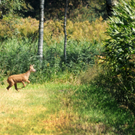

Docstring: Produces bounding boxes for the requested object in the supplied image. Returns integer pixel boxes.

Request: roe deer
[7,65,36,91]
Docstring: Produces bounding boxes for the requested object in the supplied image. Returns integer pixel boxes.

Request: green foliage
[69,0,107,22]
[0,17,39,41]
[104,0,135,113]
[0,38,101,83]
[0,0,107,25]
[0,17,107,44]
[0,0,30,17]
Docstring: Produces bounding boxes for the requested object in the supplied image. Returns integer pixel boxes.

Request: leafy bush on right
[104,0,135,114]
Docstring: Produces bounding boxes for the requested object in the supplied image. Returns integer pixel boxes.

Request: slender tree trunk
[64,0,68,63]
[38,0,45,61]
[106,0,117,16]
[0,0,2,19]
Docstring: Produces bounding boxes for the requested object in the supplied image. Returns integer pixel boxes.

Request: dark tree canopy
[0,0,108,21]
[22,0,107,21]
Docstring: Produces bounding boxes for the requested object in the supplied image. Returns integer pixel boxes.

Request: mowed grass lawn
[0,84,51,134]
[0,82,134,135]
[0,82,78,135]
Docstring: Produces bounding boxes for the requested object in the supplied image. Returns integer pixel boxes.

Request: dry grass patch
[41,109,112,134]
[42,110,76,131]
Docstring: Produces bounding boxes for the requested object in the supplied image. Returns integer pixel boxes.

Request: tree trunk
[64,0,68,63]
[106,0,117,16]
[0,0,3,19]
[38,0,45,61]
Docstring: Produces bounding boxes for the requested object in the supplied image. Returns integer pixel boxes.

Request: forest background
[0,0,108,78]
[0,0,135,134]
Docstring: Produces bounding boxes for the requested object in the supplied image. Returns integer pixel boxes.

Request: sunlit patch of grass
[0,83,76,134]
[0,84,49,134]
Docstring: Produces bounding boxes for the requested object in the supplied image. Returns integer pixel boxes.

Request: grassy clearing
[0,81,134,135]
[0,84,48,134]
[0,83,74,135]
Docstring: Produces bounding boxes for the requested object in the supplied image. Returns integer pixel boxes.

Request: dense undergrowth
[0,16,106,84]
[103,0,135,117]
[0,16,107,44]
[0,38,102,84]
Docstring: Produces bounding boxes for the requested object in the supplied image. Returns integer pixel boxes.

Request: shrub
[0,17,107,44]
[67,16,107,43]
[104,0,135,114]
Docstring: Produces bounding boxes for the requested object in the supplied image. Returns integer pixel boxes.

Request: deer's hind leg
[7,79,14,91]
[14,81,26,90]
[14,83,19,91]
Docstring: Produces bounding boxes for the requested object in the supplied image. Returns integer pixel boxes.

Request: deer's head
[30,65,36,72]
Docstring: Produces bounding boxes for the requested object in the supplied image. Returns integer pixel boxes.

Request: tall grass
[0,38,102,84]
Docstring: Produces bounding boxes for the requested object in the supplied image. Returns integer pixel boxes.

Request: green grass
[0,81,134,135]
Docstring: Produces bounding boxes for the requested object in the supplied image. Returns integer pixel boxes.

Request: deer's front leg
[25,80,30,86]
[22,81,26,88]
[27,80,30,83]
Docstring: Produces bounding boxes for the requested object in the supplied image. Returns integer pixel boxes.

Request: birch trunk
[0,0,2,19]
[64,0,68,63]
[38,0,45,61]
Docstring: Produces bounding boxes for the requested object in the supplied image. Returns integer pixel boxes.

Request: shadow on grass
[57,84,135,134]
